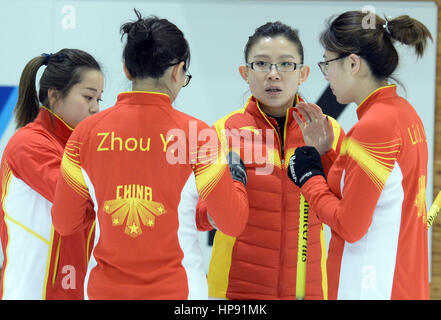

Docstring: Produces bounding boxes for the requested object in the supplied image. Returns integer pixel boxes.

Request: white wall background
[0,0,437,279]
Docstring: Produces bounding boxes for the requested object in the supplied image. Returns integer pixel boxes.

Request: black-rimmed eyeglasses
[183,74,192,87]
[317,54,350,77]
[247,61,303,72]
[169,61,192,88]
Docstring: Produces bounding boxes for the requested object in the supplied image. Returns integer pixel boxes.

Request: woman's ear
[47,87,60,110]
[171,61,186,83]
[123,61,133,81]
[239,65,249,83]
[298,65,310,85]
[348,53,361,76]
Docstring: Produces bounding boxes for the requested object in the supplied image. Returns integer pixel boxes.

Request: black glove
[287,146,325,188]
[228,151,247,186]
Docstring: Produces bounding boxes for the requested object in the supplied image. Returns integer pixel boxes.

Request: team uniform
[51,91,249,299]
[301,85,429,299]
[197,95,345,299]
[0,107,94,300]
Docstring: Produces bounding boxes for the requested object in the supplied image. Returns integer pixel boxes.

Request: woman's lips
[265,86,282,96]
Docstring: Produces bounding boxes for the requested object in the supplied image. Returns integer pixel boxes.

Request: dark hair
[320,11,432,80]
[244,21,304,63]
[14,48,101,128]
[120,9,190,79]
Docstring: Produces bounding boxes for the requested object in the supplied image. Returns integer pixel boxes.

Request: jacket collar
[245,94,302,125]
[116,91,172,107]
[356,85,397,119]
[35,106,73,145]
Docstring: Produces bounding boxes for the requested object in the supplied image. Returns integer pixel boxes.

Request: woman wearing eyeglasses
[50,9,249,299]
[288,11,432,299]
[196,21,345,300]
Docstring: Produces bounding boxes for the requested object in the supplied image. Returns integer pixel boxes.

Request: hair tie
[41,53,52,66]
[382,16,393,36]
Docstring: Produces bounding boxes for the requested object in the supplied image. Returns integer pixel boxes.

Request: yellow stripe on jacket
[61,141,89,199]
[207,231,236,298]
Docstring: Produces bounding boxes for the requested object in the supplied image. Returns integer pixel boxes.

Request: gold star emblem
[128,223,139,234]
[104,196,167,238]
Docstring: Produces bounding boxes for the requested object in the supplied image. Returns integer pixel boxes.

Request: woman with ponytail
[51,9,249,299]
[0,49,103,299]
[287,11,433,299]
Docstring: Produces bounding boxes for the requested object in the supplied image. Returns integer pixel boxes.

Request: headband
[41,53,53,66]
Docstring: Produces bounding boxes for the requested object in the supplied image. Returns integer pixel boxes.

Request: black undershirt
[266,113,286,156]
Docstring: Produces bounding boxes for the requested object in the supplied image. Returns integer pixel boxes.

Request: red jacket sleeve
[321,116,345,176]
[195,198,213,231]
[300,119,401,243]
[51,130,95,235]
[192,125,249,237]
[301,171,379,244]
[5,132,62,202]
[195,180,247,233]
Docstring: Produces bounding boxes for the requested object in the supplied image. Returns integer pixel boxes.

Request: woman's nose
[267,65,281,80]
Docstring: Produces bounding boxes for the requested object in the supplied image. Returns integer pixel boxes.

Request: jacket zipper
[277,113,289,299]
[258,107,288,299]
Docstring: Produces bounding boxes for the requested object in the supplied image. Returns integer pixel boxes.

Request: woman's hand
[292,102,334,155]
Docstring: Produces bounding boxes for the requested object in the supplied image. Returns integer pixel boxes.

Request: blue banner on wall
[0,86,18,138]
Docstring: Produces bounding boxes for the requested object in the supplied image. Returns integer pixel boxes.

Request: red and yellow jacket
[301,85,429,299]
[51,92,249,299]
[198,95,345,300]
[0,107,94,300]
